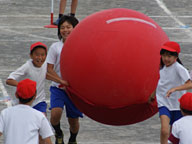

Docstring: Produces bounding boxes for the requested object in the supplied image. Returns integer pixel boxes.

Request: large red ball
[60,8,169,125]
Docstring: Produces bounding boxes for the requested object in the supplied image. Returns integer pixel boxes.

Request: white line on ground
[0,26,46,29]
[0,79,12,107]
[2,28,58,41]
[150,15,192,18]
[155,0,185,26]
[155,0,192,39]
[0,15,50,18]
[162,27,191,30]
[0,39,56,42]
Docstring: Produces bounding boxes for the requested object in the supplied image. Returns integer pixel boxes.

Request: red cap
[16,79,36,99]
[30,42,47,52]
[179,92,192,111]
[161,41,180,54]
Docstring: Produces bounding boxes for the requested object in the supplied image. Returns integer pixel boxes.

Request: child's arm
[6,62,27,87]
[167,79,192,97]
[46,63,69,86]
[148,89,156,104]
[46,72,68,86]
[44,137,52,144]
[6,79,18,86]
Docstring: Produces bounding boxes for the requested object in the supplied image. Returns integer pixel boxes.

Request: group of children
[0,13,191,144]
[0,15,81,144]
[148,41,192,144]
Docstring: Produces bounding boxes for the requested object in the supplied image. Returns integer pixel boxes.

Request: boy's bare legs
[50,108,80,143]
[59,0,78,15]
[50,107,63,126]
[54,0,78,25]
[68,118,79,133]
[50,108,63,134]
[70,0,78,15]
[59,0,67,15]
[160,115,170,144]
[68,118,79,143]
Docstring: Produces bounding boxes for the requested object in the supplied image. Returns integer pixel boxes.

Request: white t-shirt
[46,41,63,88]
[156,62,190,110]
[7,59,47,107]
[168,116,192,144]
[0,104,53,144]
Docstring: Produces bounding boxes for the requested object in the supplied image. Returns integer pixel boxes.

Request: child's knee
[68,118,79,132]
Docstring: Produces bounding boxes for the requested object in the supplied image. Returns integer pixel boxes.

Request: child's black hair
[58,15,79,40]
[160,49,183,69]
[18,96,34,104]
[30,46,47,55]
[181,107,192,115]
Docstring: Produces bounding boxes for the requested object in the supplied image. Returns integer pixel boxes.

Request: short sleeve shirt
[46,41,63,87]
[7,59,47,107]
[169,116,192,144]
[156,62,190,110]
[0,104,53,144]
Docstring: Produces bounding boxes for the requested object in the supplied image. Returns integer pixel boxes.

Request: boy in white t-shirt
[6,42,67,144]
[0,79,53,144]
[47,15,82,144]
[6,42,48,112]
[168,92,192,144]
[6,42,67,113]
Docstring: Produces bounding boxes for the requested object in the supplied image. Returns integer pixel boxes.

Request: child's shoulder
[50,41,63,48]
[175,61,183,67]
[15,59,32,71]
[25,59,34,68]
[174,62,188,71]
[174,115,192,126]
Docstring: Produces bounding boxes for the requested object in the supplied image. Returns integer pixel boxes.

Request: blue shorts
[50,86,83,118]
[33,101,47,113]
[159,106,182,125]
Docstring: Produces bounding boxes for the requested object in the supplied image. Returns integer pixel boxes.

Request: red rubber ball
[60,8,169,125]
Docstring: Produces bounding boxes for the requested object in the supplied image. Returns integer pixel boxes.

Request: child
[148,41,192,144]
[47,15,83,144]
[0,79,53,144]
[6,41,48,112]
[168,92,192,144]
[6,41,66,144]
[6,41,66,113]
[54,0,78,25]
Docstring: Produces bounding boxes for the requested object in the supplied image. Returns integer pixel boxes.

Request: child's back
[169,116,192,144]
[169,92,192,144]
[0,104,52,144]
[0,79,53,144]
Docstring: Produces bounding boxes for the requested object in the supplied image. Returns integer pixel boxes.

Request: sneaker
[68,142,77,144]
[55,133,64,144]
[53,18,60,26]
